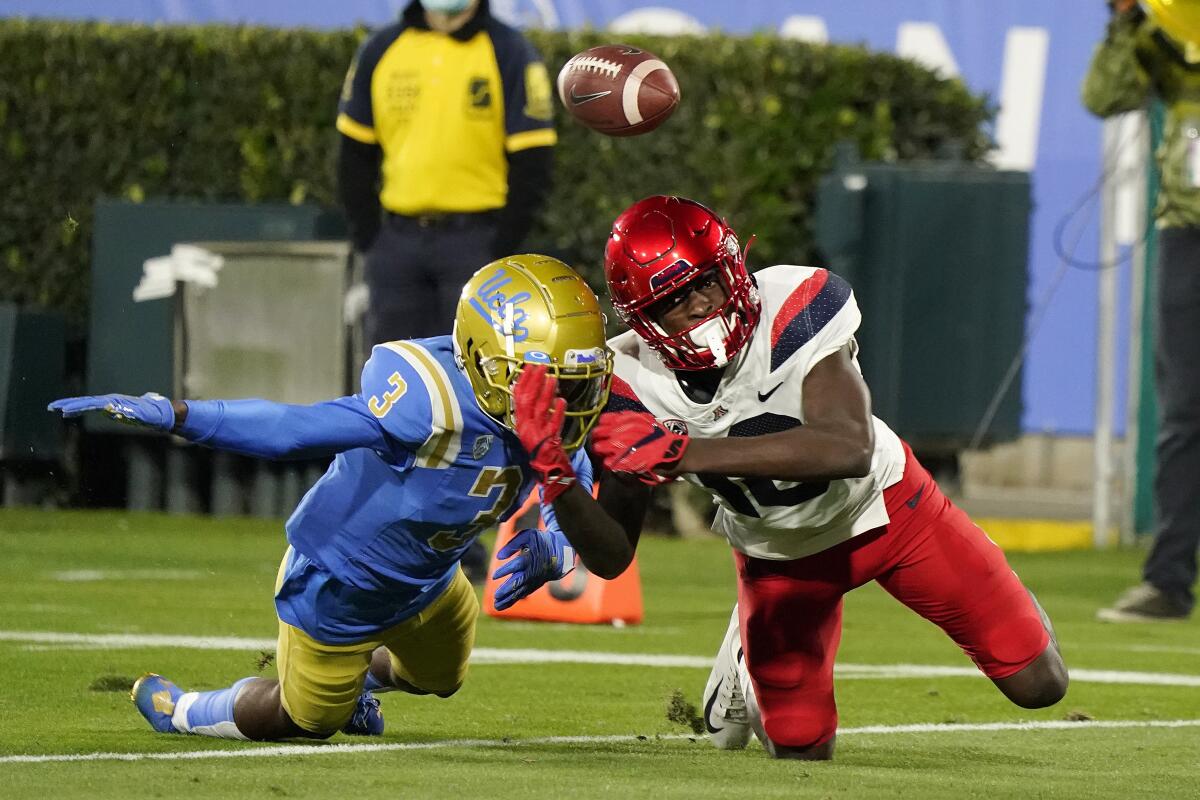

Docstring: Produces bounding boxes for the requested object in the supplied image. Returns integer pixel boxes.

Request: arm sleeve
[336,35,381,144]
[491,29,557,254]
[494,145,553,254]
[337,135,383,253]
[177,396,388,461]
[1082,12,1154,117]
[498,31,558,153]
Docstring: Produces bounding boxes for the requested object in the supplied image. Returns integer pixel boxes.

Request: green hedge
[0,19,993,321]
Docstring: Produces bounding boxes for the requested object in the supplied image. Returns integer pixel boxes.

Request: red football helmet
[604,195,760,370]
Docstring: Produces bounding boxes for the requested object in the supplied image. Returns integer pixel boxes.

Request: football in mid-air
[556,44,680,137]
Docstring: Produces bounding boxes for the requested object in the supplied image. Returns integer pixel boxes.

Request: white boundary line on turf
[4,719,1200,765]
[4,630,1200,687]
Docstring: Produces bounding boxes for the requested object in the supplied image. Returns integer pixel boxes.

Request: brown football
[556,44,681,137]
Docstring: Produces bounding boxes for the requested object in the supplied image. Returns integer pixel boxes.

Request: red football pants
[734,443,1050,749]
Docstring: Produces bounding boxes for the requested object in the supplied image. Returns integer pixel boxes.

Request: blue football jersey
[276,336,583,643]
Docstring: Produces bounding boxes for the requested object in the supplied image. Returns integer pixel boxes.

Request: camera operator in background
[1085,0,1200,621]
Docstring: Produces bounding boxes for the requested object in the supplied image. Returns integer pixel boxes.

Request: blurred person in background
[336,0,557,581]
[47,256,622,742]
[1085,0,1200,622]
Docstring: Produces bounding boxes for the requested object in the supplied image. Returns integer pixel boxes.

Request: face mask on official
[421,0,473,13]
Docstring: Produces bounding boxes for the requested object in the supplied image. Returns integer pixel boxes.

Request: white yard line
[50,570,203,582]
[4,719,1200,765]
[1124,644,1200,656]
[3,630,1200,686]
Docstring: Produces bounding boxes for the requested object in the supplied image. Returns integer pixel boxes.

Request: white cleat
[701,605,752,750]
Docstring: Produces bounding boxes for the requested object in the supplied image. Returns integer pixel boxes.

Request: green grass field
[3,508,1200,799]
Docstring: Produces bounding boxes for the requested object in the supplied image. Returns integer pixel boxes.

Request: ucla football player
[566,196,1069,760]
[49,255,628,741]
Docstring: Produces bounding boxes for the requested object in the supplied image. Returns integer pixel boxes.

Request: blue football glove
[491,527,576,611]
[48,393,176,431]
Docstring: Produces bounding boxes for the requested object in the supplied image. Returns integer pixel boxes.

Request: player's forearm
[549,484,637,580]
[675,422,873,483]
[177,396,386,460]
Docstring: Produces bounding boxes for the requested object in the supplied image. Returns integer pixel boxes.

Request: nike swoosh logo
[906,485,925,510]
[757,382,784,402]
[703,678,724,734]
[570,87,612,106]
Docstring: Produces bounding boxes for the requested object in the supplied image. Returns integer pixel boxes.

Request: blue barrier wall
[1,0,1124,436]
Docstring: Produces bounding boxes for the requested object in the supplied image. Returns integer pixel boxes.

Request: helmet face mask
[453,255,612,451]
[605,196,761,371]
[474,346,610,450]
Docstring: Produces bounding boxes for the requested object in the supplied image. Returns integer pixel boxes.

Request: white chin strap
[689,317,729,367]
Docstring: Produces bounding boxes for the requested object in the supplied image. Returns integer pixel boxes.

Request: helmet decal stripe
[383,342,463,468]
[648,259,693,291]
[769,269,853,372]
[503,301,516,358]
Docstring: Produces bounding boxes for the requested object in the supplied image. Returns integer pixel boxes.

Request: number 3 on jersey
[368,371,407,418]
[428,466,523,552]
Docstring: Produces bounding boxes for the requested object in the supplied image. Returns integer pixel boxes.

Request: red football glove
[513,364,576,503]
[590,411,689,486]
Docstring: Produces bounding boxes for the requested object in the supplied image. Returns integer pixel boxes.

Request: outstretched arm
[50,392,389,461]
[592,344,874,485]
[178,396,389,460]
[511,366,642,579]
[677,344,873,481]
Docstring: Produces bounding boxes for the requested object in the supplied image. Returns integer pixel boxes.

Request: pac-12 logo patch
[663,418,688,435]
[472,435,494,460]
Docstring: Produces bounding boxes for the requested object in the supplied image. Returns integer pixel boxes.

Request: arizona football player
[579,195,1068,760]
[48,255,627,742]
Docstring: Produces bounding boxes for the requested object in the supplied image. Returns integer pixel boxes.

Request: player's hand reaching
[491,527,576,611]
[513,364,576,503]
[590,411,689,486]
[48,393,177,431]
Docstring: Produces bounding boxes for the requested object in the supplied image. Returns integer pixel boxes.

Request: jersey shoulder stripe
[606,374,651,414]
[380,341,464,468]
[769,268,852,371]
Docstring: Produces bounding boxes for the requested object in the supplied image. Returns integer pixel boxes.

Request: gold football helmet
[453,254,612,451]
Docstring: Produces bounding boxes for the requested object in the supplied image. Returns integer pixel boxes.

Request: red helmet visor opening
[620,256,759,370]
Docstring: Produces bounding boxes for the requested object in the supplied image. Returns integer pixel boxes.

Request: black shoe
[1097,583,1190,622]
[460,540,490,585]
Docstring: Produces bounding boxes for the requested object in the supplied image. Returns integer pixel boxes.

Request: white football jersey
[607,265,907,560]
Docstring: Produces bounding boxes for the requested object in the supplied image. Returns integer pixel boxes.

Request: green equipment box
[815,159,1031,451]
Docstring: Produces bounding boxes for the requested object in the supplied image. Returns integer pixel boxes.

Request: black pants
[1144,225,1200,608]
[364,212,499,345]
